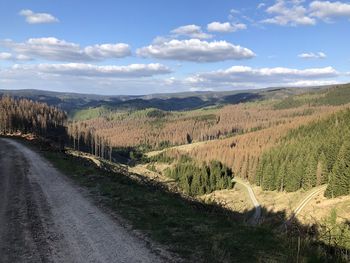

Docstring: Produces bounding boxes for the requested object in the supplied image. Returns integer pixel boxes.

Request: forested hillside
[0,96,66,137]
[161,105,346,183]
[0,86,311,112]
[256,109,350,197]
[2,87,350,261]
[65,84,350,153]
[68,103,337,150]
[274,83,350,109]
[3,84,350,200]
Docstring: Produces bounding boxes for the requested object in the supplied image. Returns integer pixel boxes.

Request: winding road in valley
[0,138,163,263]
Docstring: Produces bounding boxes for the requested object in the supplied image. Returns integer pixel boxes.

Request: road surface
[289,185,328,221]
[0,138,163,263]
[233,178,261,225]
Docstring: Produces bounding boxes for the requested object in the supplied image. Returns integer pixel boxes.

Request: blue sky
[0,0,350,95]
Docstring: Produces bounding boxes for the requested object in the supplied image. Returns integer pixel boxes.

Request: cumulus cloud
[309,1,350,20]
[10,63,171,78]
[262,0,350,26]
[0,52,31,61]
[136,39,255,62]
[207,22,247,32]
[186,66,339,88]
[170,25,212,39]
[0,37,131,62]
[262,0,316,26]
[19,9,59,24]
[298,52,327,59]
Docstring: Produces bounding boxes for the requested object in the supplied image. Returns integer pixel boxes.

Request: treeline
[67,122,113,160]
[164,157,233,196]
[256,109,350,197]
[0,96,117,161]
[0,96,66,137]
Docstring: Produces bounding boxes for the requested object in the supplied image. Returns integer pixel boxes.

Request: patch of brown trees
[70,104,336,151]
[0,96,66,138]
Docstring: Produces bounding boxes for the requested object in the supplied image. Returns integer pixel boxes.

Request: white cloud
[0,52,12,60]
[136,39,255,62]
[262,0,316,26]
[170,25,212,39]
[0,52,31,61]
[0,64,347,94]
[186,66,339,88]
[0,37,131,62]
[310,1,350,20]
[285,80,340,87]
[0,64,177,95]
[11,63,171,78]
[258,3,266,9]
[19,9,59,24]
[298,52,327,59]
[207,22,247,32]
[262,0,350,26]
[83,43,131,60]
[230,9,240,14]
[189,87,214,92]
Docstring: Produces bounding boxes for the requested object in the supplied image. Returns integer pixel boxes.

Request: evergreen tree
[275,161,286,191]
[164,157,233,196]
[262,161,274,190]
[316,152,328,185]
[326,140,350,197]
[303,154,317,190]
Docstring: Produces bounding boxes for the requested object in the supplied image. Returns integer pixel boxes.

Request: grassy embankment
[37,144,339,262]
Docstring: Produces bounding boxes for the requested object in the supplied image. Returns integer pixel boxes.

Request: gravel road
[233,178,261,225]
[0,138,163,263]
[290,185,328,220]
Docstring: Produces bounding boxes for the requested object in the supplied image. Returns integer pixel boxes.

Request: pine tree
[316,152,328,185]
[275,161,286,192]
[303,154,317,190]
[326,140,350,197]
[262,161,274,190]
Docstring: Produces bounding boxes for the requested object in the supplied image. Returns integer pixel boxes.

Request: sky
[0,0,350,95]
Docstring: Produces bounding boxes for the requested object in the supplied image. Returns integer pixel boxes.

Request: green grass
[42,150,292,262]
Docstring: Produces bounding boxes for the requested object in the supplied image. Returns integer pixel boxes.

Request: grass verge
[36,145,340,262]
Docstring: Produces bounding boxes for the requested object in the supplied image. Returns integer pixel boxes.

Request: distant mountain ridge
[0,83,343,112]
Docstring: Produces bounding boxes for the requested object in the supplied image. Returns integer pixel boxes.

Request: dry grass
[298,194,350,224]
[200,186,254,214]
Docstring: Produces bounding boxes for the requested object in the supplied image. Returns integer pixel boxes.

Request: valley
[1,83,350,262]
[2,1,350,262]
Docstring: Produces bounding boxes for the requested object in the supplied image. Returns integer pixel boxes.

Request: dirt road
[0,138,163,263]
[233,178,261,225]
[290,185,328,221]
